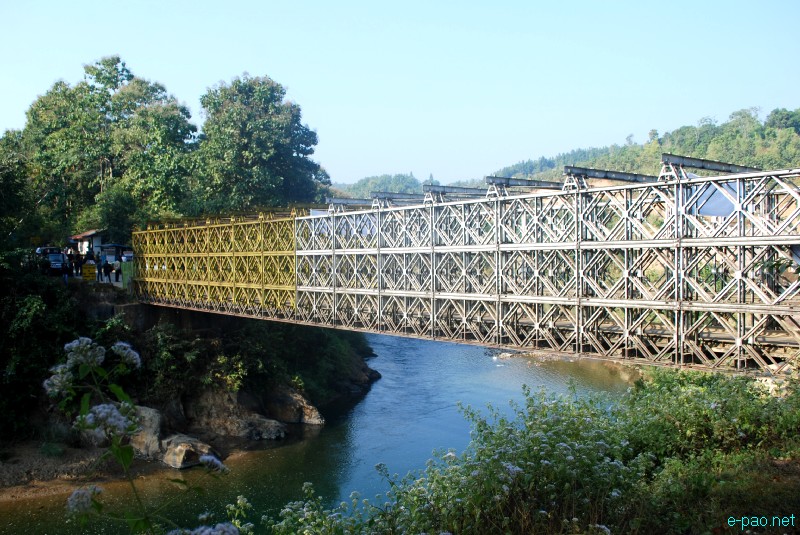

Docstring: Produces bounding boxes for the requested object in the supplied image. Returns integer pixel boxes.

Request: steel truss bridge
[133,154,800,373]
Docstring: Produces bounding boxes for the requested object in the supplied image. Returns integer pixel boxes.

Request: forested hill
[494,107,800,183]
[333,108,800,194]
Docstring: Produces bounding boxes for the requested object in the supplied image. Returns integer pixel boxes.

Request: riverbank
[17,336,796,534]
[0,441,158,501]
[0,346,630,499]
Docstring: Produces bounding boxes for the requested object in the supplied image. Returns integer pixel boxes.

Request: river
[0,334,635,534]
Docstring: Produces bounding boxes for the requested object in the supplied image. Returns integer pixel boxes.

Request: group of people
[63,249,126,283]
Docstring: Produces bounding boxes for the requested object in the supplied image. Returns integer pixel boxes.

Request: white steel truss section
[380,206,431,248]
[434,200,496,247]
[434,251,496,296]
[334,212,378,250]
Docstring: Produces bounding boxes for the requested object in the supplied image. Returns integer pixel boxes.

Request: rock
[236,413,287,440]
[160,397,187,431]
[78,427,108,448]
[130,406,162,459]
[264,385,325,425]
[184,388,287,439]
[161,434,216,469]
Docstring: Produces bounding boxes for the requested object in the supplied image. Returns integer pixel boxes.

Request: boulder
[161,434,216,469]
[130,406,162,459]
[264,385,325,425]
[184,388,287,439]
[236,413,287,440]
[78,427,108,448]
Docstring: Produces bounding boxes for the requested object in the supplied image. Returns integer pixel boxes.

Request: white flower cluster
[74,402,137,437]
[43,364,73,398]
[65,337,106,368]
[199,454,229,473]
[110,341,141,369]
[66,485,103,515]
[166,522,239,535]
[502,461,523,478]
[43,338,143,400]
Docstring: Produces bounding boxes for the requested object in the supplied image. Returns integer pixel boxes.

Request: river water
[0,334,634,534]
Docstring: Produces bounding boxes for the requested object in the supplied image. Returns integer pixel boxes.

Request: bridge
[132,154,800,374]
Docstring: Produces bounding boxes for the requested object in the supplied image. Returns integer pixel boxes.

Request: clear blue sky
[1,0,798,184]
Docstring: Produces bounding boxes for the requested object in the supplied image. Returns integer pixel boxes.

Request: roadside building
[69,229,107,256]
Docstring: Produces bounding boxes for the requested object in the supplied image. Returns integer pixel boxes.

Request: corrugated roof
[70,229,105,240]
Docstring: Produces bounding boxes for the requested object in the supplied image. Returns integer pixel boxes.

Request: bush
[264,371,800,535]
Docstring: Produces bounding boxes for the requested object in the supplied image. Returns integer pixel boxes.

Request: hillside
[335,107,800,195]
[494,107,800,182]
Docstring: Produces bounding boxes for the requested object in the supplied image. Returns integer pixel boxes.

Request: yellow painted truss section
[132,215,296,317]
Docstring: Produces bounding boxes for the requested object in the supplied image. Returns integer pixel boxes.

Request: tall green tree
[192,75,329,213]
[0,130,29,245]
[21,56,195,243]
[109,78,196,219]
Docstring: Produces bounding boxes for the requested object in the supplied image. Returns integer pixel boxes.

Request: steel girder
[132,167,800,373]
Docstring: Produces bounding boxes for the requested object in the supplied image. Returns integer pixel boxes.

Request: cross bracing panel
[133,167,800,373]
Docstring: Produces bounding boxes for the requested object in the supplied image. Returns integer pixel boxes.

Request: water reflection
[0,334,635,534]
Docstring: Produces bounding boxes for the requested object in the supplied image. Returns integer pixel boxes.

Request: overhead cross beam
[422,185,487,196]
[485,176,562,189]
[371,191,426,200]
[564,166,659,184]
[661,154,761,174]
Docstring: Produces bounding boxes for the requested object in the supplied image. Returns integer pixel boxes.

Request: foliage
[333,172,437,199]
[616,369,800,460]
[263,370,800,534]
[133,318,369,407]
[19,56,197,243]
[191,74,329,214]
[0,130,30,246]
[494,146,611,180]
[0,249,86,436]
[43,337,237,534]
[498,107,800,182]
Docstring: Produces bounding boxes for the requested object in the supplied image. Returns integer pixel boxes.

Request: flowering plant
[43,337,244,534]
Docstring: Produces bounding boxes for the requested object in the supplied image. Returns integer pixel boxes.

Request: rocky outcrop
[126,382,329,469]
[264,385,325,425]
[130,406,163,459]
[128,407,217,469]
[161,433,217,469]
[184,388,286,440]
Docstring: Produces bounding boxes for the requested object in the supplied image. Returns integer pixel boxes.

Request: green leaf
[80,393,91,416]
[78,363,91,379]
[124,511,149,532]
[108,383,131,404]
[112,443,134,470]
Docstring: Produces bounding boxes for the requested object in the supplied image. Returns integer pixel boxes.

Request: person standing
[61,259,70,286]
[103,260,112,283]
[97,253,105,282]
[114,257,121,282]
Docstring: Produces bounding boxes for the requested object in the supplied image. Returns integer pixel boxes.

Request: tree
[20,56,196,241]
[110,79,196,218]
[337,173,428,199]
[765,108,800,134]
[192,74,329,213]
[0,130,29,245]
[23,79,107,231]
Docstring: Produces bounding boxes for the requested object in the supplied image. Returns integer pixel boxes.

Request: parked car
[46,253,70,275]
[36,246,62,256]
